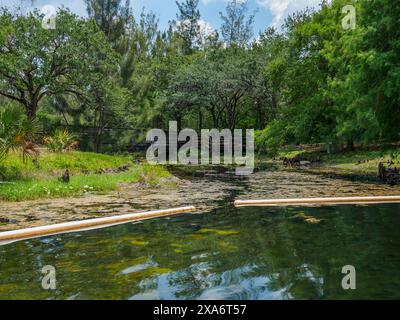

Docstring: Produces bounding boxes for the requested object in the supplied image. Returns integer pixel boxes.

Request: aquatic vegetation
[170,243,191,254]
[170,243,184,248]
[290,213,323,225]
[0,284,16,294]
[218,241,239,252]
[198,228,240,236]
[122,267,173,279]
[1,204,400,299]
[105,256,149,274]
[188,234,205,240]
[131,240,149,246]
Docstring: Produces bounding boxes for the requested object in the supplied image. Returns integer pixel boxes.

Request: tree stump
[60,169,70,183]
[378,162,399,185]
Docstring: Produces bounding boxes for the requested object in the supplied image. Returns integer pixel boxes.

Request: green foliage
[44,129,79,153]
[347,0,400,140]
[0,8,118,120]
[255,120,288,156]
[0,103,39,163]
[85,0,133,45]
[0,150,132,178]
[219,0,256,46]
[1,0,399,156]
[0,164,170,202]
[175,0,201,53]
[0,149,170,201]
[254,0,399,148]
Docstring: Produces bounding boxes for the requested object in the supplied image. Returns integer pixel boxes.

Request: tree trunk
[95,109,105,153]
[26,101,38,121]
[209,106,218,128]
[176,115,182,132]
[198,110,203,132]
[346,139,355,151]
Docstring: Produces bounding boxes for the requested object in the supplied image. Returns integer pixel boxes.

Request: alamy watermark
[342,5,356,30]
[341,265,356,290]
[41,5,57,30]
[41,265,56,290]
[146,121,254,176]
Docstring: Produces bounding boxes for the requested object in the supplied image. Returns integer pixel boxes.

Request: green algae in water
[197,228,240,236]
[290,212,323,224]
[1,204,400,300]
[130,240,149,246]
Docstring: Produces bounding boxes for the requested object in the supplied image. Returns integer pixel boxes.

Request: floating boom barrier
[0,206,196,245]
[234,196,400,207]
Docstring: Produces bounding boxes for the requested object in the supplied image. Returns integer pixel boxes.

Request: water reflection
[1,204,400,300]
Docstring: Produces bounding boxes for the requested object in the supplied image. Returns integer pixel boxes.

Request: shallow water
[2,164,400,231]
[1,203,400,300]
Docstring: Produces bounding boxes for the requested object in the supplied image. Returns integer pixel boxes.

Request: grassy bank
[0,150,171,202]
[276,144,400,174]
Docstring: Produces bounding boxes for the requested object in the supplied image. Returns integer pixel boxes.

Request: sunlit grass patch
[0,163,170,202]
[0,149,133,178]
[275,145,400,174]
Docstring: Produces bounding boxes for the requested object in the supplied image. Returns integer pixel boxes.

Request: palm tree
[0,103,39,164]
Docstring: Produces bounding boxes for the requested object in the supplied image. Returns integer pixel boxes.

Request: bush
[255,120,287,157]
[44,129,79,152]
[0,103,39,163]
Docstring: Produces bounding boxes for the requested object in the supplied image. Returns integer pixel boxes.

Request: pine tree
[219,0,256,46]
[175,0,201,53]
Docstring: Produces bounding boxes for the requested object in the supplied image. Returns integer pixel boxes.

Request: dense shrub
[44,129,79,153]
[255,120,288,156]
[0,103,39,163]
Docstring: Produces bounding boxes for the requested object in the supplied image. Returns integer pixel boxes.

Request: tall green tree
[219,0,256,46]
[348,0,400,140]
[0,9,118,120]
[175,0,201,53]
[274,5,340,145]
[85,0,132,46]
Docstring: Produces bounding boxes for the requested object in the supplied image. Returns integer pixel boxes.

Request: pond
[1,203,400,300]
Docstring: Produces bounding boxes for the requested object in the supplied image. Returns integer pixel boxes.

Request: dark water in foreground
[0,204,400,300]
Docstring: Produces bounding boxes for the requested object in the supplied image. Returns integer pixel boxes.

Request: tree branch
[0,89,26,104]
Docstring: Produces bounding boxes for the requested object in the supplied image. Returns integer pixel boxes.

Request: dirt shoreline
[1,166,400,231]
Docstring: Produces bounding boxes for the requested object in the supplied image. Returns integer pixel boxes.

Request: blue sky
[1,0,323,33]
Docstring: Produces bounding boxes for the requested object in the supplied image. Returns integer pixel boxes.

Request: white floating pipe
[234,196,400,207]
[0,206,196,245]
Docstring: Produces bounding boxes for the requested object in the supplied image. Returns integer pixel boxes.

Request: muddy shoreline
[1,165,400,231]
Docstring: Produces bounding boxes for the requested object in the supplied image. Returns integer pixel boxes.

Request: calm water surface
[1,203,400,300]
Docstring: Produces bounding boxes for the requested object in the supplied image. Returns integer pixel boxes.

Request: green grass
[274,144,400,173]
[0,149,133,179]
[322,148,400,166]
[277,149,305,159]
[0,150,171,202]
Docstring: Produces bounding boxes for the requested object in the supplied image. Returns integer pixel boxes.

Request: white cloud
[175,19,216,46]
[202,0,246,6]
[198,19,215,36]
[257,0,322,28]
[201,0,323,29]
